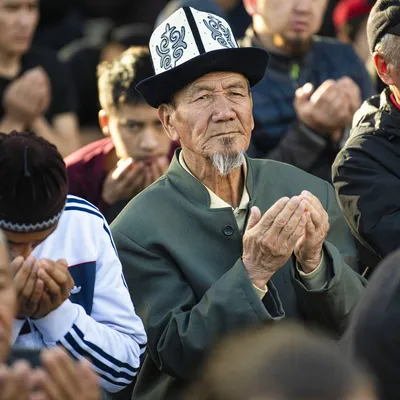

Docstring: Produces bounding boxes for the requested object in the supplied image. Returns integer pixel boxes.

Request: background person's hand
[0,361,34,400]
[294,79,357,138]
[11,256,44,319]
[294,190,330,273]
[102,158,146,205]
[242,197,308,289]
[31,259,74,319]
[3,67,50,126]
[30,347,101,400]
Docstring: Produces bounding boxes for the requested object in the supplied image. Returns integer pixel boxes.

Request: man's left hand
[31,259,74,319]
[294,191,330,273]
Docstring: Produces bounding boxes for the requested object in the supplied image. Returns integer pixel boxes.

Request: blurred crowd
[1,0,400,399]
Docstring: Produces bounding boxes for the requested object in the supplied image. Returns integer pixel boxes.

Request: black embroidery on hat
[183,7,206,54]
[156,23,187,70]
[203,14,235,49]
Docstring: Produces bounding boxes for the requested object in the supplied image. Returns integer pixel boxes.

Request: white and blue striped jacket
[13,195,147,393]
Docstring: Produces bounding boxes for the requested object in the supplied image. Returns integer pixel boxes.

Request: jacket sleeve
[113,231,285,380]
[332,134,400,259]
[264,122,333,172]
[31,222,147,393]
[290,181,366,335]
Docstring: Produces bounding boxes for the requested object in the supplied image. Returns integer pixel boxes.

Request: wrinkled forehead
[178,71,249,97]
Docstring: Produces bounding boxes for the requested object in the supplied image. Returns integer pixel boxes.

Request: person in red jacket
[65,46,175,223]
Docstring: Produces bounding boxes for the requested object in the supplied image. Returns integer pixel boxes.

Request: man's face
[4,225,57,260]
[0,0,38,55]
[255,0,327,50]
[162,72,254,162]
[0,241,16,363]
[106,103,171,161]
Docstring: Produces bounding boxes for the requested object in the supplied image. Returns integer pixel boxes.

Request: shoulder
[63,195,106,226]
[65,138,113,169]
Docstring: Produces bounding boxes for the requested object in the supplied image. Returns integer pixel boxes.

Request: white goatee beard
[210,151,245,177]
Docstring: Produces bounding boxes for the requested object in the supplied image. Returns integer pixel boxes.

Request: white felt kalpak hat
[136,6,269,108]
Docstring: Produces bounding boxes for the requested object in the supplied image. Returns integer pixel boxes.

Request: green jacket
[111,151,365,400]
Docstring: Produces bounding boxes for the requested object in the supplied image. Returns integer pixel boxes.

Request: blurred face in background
[0,0,39,56]
[100,102,171,162]
[246,0,328,54]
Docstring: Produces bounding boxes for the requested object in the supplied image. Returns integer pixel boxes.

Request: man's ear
[373,52,395,86]
[98,110,110,136]
[158,104,180,141]
[243,0,258,16]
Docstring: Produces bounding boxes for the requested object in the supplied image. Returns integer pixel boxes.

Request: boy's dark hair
[97,46,154,112]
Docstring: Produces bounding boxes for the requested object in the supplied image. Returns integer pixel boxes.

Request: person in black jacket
[242,0,375,182]
[332,0,400,270]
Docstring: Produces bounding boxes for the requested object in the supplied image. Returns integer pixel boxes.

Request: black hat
[0,131,67,233]
[367,0,400,53]
[136,6,268,108]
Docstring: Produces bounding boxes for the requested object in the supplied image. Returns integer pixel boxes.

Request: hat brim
[136,47,269,108]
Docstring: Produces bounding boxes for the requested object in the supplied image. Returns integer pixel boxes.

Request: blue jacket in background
[242,28,376,182]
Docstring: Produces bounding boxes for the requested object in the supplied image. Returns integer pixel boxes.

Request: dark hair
[0,131,67,229]
[188,324,372,400]
[97,46,154,112]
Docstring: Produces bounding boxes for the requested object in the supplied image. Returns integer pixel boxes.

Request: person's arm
[30,113,80,157]
[31,220,147,394]
[332,132,399,259]
[291,181,366,335]
[112,231,285,380]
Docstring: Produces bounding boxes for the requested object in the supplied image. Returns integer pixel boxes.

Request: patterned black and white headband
[0,208,64,233]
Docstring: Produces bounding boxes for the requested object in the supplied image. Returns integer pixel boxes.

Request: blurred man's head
[0,131,67,259]
[0,0,38,56]
[188,324,376,400]
[368,1,400,96]
[97,47,171,162]
[0,231,16,362]
[243,0,328,55]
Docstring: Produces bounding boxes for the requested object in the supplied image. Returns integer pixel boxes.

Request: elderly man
[333,0,400,271]
[111,7,365,400]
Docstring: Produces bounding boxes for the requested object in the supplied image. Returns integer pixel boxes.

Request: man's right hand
[11,256,44,319]
[0,361,35,400]
[294,78,359,140]
[242,197,308,289]
[3,67,50,126]
[102,158,146,205]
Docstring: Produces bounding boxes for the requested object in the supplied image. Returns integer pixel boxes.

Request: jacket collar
[166,148,255,207]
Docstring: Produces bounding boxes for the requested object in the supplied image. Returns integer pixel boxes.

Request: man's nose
[211,96,237,123]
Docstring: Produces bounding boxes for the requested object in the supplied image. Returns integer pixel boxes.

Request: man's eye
[230,92,244,97]
[197,95,210,101]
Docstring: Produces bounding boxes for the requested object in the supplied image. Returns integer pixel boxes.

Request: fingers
[41,347,78,399]
[14,256,36,297]
[257,197,290,231]
[295,82,314,104]
[245,206,262,231]
[27,279,44,311]
[276,198,307,242]
[300,191,326,226]
[112,158,134,180]
[10,256,24,277]
[37,259,74,300]
[266,196,302,237]
[288,213,308,248]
